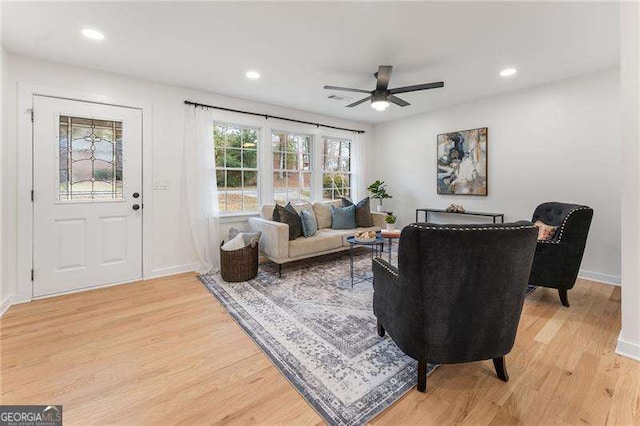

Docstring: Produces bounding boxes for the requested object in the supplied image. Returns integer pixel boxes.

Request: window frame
[271,128,314,205]
[214,121,261,216]
[321,136,353,202]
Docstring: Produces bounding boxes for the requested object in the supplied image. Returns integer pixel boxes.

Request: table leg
[350,244,354,288]
[388,238,392,263]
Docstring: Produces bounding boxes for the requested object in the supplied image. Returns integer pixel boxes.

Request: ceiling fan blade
[346,96,372,108]
[376,65,393,91]
[388,95,410,107]
[389,81,444,95]
[324,85,371,94]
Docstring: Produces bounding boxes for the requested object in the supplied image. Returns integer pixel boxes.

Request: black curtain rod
[184,100,365,134]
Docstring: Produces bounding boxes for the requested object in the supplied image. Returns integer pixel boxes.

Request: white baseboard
[578,269,621,286]
[146,263,199,280]
[0,294,16,317]
[616,336,640,361]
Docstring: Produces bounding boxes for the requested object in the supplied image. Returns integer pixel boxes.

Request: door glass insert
[59,116,123,201]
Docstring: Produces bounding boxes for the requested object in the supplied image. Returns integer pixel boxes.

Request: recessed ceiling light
[81,28,105,41]
[246,71,261,80]
[500,68,517,77]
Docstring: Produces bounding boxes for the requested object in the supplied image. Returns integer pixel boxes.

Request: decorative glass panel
[59,116,123,201]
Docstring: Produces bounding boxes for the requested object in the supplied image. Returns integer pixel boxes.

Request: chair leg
[278,263,282,278]
[558,289,570,307]
[417,361,427,392]
[493,357,509,382]
[377,320,385,337]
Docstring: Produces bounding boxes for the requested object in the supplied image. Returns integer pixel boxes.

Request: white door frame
[16,82,153,302]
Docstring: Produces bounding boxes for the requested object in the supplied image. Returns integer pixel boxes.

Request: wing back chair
[372,222,538,392]
[529,202,594,307]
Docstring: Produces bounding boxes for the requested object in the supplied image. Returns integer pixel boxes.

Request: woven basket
[220,241,259,282]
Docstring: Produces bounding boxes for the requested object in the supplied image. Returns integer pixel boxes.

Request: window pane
[59,115,123,201]
[215,147,225,167]
[274,191,287,204]
[273,171,287,189]
[288,172,300,189]
[286,153,298,170]
[242,149,257,168]
[244,190,258,211]
[227,128,242,148]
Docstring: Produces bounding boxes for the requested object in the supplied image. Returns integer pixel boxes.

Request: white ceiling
[2,1,619,124]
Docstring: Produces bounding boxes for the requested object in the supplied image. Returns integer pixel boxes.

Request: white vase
[386,223,395,232]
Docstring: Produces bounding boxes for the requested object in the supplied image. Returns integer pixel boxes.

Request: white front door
[33,96,143,297]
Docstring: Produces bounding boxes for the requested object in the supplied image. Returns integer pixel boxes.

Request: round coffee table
[345,233,384,288]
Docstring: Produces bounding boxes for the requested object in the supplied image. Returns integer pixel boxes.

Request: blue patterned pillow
[300,210,318,238]
[331,205,356,229]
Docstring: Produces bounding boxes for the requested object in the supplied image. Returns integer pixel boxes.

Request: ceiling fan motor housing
[372,90,389,102]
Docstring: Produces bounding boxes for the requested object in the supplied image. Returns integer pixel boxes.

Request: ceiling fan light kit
[324,65,444,111]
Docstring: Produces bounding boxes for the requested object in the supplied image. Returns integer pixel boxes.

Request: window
[322,137,351,201]
[58,116,123,201]
[214,123,259,213]
[272,131,312,204]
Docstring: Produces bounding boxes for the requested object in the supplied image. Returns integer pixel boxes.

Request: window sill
[219,211,260,223]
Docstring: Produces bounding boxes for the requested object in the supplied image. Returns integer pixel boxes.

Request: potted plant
[385,214,397,231]
[367,180,392,212]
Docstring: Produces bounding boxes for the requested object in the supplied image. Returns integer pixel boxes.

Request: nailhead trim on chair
[409,224,537,231]
[373,258,399,277]
[537,206,591,245]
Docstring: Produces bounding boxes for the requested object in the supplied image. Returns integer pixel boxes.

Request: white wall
[369,69,621,284]
[618,2,640,360]
[1,52,372,305]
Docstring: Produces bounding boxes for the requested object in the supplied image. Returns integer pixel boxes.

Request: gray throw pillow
[342,197,374,227]
[300,210,318,238]
[273,203,303,240]
[331,204,357,229]
[228,228,262,248]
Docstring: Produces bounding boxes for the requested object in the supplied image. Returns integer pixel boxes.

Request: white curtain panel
[351,132,366,201]
[183,105,221,274]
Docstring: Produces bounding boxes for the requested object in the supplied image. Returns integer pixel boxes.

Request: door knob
[132,204,140,211]
[133,192,140,198]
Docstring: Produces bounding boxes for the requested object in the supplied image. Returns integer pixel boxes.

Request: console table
[416,208,504,224]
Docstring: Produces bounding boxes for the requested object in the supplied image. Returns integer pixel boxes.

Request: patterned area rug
[199,247,535,426]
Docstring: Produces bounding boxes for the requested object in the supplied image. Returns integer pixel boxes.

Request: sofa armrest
[248,217,289,261]
[371,212,386,228]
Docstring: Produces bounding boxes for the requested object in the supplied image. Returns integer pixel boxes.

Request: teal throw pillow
[331,205,356,229]
[300,210,318,238]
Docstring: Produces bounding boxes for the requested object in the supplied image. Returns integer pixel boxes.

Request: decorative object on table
[384,213,397,231]
[373,222,538,392]
[341,197,375,227]
[416,208,504,224]
[367,180,392,212]
[331,204,357,229]
[272,202,303,240]
[437,127,488,196]
[219,229,261,282]
[445,203,466,213]
[528,202,593,307]
[354,230,377,243]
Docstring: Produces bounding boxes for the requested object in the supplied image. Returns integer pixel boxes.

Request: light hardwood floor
[1,273,638,425]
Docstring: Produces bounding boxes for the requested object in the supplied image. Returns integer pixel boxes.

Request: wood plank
[1,275,638,425]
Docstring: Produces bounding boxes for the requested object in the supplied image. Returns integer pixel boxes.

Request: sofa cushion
[273,203,303,241]
[342,197,374,227]
[312,200,341,229]
[300,210,318,238]
[331,205,357,229]
[289,230,343,258]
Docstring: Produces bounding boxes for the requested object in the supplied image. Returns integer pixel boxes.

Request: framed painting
[437,127,488,196]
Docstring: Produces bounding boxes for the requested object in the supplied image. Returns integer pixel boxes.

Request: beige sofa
[248,200,386,272]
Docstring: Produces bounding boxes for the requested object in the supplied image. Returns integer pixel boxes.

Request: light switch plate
[154,179,170,190]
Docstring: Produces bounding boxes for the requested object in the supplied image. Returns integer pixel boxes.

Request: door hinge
[31,190,34,202]
[30,109,34,123]
[30,269,34,281]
